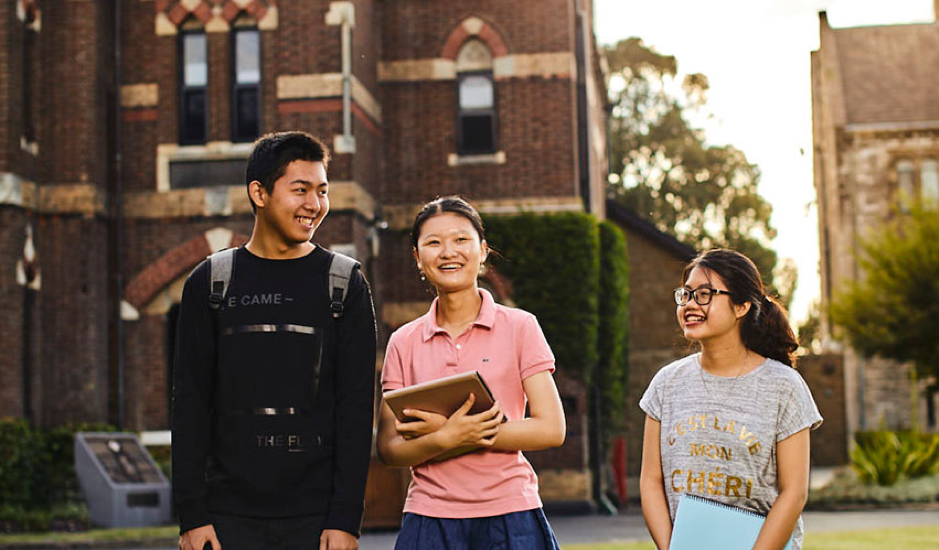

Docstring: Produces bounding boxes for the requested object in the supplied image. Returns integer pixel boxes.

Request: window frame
[22,19,36,143]
[178,27,209,145]
[456,70,498,156]
[230,25,262,143]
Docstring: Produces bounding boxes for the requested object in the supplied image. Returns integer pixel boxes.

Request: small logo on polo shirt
[482,358,490,362]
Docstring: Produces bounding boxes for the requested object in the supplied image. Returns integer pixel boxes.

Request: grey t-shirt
[640,353,822,550]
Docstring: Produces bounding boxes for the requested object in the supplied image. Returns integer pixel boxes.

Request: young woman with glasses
[639,248,822,550]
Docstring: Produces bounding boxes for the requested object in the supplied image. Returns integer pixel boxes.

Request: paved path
[75,508,939,550]
[358,508,939,549]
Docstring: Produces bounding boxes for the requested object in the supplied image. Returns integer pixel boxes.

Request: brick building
[1,0,631,511]
[812,7,939,437]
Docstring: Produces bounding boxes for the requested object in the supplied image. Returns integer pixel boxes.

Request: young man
[172,131,377,550]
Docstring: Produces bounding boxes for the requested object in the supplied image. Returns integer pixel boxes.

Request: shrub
[851,430,939,486]
[485,213,601,382]
[0,418,114,518]
[808,467,939,508]
[597,221,630,443]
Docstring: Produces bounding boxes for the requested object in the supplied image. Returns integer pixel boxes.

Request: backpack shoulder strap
[327,250,360,319]
[208,248,236,310]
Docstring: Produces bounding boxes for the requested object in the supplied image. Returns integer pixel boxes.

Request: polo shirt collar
[422,289,497,341]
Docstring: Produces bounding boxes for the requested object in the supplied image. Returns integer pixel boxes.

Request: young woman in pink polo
[377,196,567,549]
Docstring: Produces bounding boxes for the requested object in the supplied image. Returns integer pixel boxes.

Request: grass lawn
[562,525,939,550]
[0,525,176,546]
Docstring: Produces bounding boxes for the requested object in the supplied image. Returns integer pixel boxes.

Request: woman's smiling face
[678,266,749,342]
[414,212,488,293]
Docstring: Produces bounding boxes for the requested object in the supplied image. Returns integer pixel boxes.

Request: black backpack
[206,248,360,318]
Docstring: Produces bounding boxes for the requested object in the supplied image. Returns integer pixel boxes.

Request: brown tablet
[383,370,496,422]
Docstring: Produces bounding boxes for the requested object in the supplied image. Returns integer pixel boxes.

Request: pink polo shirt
[381,289,556,518]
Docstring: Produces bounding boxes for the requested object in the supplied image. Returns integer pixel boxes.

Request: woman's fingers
[451,393,477,418]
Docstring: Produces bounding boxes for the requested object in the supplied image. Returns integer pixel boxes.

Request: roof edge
[605,199,697,261]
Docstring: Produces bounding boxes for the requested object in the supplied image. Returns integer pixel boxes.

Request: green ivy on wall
[484,213,601,382]
[484,212,631,447]
[598,221,631,443]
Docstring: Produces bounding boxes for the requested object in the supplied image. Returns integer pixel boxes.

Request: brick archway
[123,229,248,311]
[440,17,509,60]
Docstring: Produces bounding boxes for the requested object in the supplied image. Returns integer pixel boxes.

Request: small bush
[0,417,113,532]
[808,467,939,508]
[851,430,939,486]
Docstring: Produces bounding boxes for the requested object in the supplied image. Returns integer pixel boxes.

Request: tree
[604,38,790,302]
[829,203,939,431]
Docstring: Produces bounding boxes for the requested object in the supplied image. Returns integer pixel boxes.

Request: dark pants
[393,508,561,550]
[211,512,326,550]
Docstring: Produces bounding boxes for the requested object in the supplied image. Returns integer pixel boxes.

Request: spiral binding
[683,493,767,519]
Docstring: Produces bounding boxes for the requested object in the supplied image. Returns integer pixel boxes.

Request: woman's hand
[395,409,448,440]
[436,394,504,449]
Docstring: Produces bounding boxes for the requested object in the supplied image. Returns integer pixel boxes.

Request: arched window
[456,39,496,155]
[179,19,208,144]
[232,15,261,142]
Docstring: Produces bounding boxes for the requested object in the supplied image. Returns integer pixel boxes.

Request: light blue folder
[670,494,793,550]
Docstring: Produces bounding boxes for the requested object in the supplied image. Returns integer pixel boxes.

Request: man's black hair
[245,131,331,213]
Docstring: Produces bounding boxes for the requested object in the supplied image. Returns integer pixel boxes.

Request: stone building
[812,8,939,437]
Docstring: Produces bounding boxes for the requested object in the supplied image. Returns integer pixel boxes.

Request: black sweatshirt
[171,246,376,536]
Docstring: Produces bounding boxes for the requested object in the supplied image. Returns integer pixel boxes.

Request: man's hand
[179,524,220,550]
[319,528,358,550]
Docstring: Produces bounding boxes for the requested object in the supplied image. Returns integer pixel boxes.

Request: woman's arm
[639,415,672,550]
[752,428,810,550]
[376,393,503,467]
[488,371,566,452]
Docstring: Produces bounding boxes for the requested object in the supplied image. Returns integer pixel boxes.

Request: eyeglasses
[674,287,732,306]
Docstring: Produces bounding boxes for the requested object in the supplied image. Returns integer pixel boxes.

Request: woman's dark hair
[682,248,799,367]
[245,131,330,213]
[410,195,486,249]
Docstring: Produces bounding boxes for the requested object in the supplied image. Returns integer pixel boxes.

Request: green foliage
[808,467,939,509]
[603,37,786,296]
[484,213,601,381]
[0,418,114,516]
[850,430,939,486]
[829,202,939,381]
[597,222,630,442]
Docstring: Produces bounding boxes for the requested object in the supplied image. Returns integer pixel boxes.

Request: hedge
[484,212,601,382]
[0,418,113,522]
[597,221,630,442]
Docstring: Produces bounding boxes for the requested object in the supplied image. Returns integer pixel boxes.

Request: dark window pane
[181,90,206,143]
[460,115,494,154]
[169,158,248,189]
[234,87,259,142]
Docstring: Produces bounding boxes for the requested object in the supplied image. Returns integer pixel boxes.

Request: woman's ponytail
[741,294,799,367]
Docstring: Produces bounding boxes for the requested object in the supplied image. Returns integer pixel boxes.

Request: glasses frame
[674,287,732,306]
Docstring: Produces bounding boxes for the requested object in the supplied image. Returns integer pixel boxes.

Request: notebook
[670,494,793,550]
[383,370,497,422]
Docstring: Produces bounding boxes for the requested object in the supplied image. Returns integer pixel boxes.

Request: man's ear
[248,180,267,209]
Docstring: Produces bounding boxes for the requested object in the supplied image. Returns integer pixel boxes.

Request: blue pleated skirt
[393,508,561,550]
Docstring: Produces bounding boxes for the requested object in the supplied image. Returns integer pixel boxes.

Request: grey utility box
[74,432,171,528]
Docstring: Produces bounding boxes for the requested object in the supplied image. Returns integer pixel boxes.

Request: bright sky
[594,0,936,325]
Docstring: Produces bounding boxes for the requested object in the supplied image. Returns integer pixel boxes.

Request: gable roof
[828,21,939,125]
[605,199,696,261]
